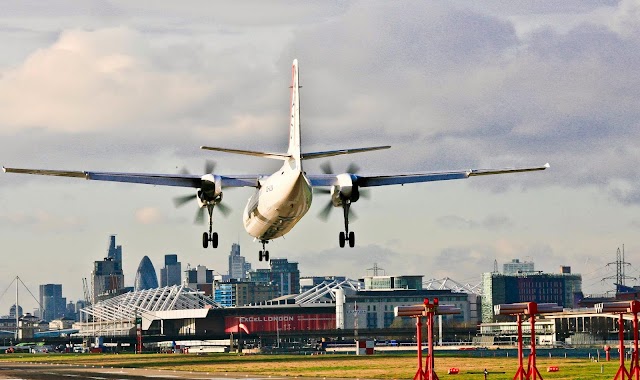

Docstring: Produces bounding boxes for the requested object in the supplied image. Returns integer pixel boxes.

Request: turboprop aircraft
[3,59,549,261]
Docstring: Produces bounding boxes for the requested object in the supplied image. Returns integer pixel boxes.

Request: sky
[1,0,640,314]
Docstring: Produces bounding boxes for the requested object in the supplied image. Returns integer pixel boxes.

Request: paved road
[0,362,277,380]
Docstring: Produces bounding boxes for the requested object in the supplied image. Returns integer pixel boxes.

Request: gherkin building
[134,256,159,291]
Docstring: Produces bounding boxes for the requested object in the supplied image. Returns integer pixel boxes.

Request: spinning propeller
[315,161,370,221]
[172,160,232,224]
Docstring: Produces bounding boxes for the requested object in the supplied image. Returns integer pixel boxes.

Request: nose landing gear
[259,240,270,261]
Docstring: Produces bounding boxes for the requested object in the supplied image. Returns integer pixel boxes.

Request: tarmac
[0,362,288,380]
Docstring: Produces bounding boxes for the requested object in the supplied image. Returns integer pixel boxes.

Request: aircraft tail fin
[287,59,301,165]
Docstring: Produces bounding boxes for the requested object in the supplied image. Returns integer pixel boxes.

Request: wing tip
[544,163,550,169]
[2,166,6,173]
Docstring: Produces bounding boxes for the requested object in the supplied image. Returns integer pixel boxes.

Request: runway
[0,362,281,380]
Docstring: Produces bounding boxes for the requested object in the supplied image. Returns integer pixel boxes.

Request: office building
[342,289,472,329]
[214,279,278,307]
[134,256,159,291]
[107,234,122,264]
[160,254,182,286]
[249,258,300,297]
[228,243,251,280]
[503,259,535,275]
[362,275,423,290]
[91,235,125,303]
[481,268,582,323]
[9,304,22,319]
[186,265,215,295]
[91,258,124,303]
[39,284,66,321]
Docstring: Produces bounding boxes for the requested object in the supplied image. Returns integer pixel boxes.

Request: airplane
[3,59,549,262]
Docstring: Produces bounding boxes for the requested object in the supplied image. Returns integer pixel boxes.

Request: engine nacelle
[330,173,360,207]
[197,174,223,207]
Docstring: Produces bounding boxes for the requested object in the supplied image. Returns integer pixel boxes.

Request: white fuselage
[242,160,312,241]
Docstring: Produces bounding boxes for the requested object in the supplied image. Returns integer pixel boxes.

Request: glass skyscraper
[134,256,159,291]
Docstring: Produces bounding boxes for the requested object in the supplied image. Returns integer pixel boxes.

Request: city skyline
[2,2,640,312]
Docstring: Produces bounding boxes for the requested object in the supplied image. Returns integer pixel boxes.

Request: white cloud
[134,207,164,225]
[0,27,211,134]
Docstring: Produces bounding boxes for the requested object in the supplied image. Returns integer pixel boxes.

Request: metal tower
[603,245,635,290]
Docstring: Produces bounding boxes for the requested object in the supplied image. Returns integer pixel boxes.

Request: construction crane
[82,278,92,306]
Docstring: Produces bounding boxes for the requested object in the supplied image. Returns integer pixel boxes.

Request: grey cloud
[437,215,514,230]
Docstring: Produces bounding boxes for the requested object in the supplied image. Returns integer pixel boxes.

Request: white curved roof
[81,284,220,323]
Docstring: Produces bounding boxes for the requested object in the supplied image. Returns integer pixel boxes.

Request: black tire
[202,232,209,249]
[339,232,345,248]
[264,251,269,261]
[211,232,219,248]
[259,251,263,261]
[348,231,355,248]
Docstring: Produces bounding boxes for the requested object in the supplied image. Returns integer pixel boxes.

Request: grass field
[0,352,627,380]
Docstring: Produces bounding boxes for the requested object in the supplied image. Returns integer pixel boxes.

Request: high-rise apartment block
[39,284,66,321]
[160,254,182,286]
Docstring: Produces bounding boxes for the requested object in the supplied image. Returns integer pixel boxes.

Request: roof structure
[80,285,220,324]
[294,279,362,304]
[423,277,483,295]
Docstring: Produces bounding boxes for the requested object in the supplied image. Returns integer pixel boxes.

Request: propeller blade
[320,162,333,174]
[216,202,232,217]
[318,201,334,221]
[360,189,371,199]
[173,194,197,208]
[345,162,360,174]
[205,160,216,174]
[178,167,191,175]
[194,207,206,224]
[313,187,331,195]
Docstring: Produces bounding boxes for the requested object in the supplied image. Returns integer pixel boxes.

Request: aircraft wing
[2,167,261,188]
[308,163,549,187]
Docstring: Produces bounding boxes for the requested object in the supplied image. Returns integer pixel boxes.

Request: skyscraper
[160,254,182,286]
[107,235,122,263]
[91,235,125,303]
[39,284,66,321]
[134,256,159,291]
[228,243,250,280]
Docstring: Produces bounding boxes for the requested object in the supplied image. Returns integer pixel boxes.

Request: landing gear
[202,205,219,249]
[338,202,356,248]
[259,240,270,261]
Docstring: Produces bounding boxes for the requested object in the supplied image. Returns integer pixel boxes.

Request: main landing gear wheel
[339,231,355,248]
[259,240,270,261]
[202,205,218,249]
[202,232,219,249]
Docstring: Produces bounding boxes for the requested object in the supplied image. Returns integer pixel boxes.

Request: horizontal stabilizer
[201,146,291,160]
[301,145,391,160]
